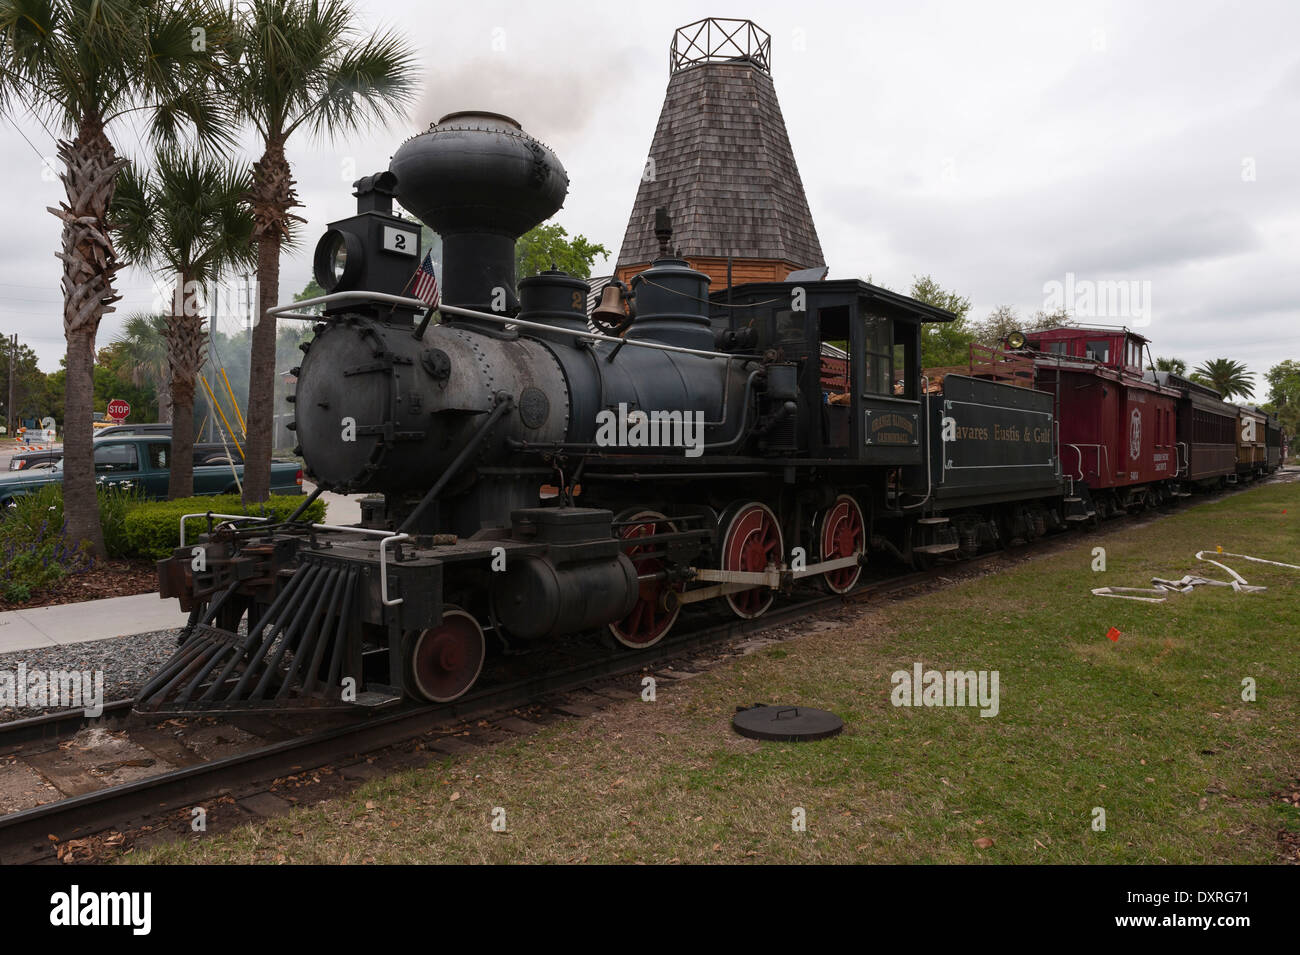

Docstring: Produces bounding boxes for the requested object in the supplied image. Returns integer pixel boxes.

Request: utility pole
[210,286,218,442]
[244,272,253,333]
[6,333,16,439]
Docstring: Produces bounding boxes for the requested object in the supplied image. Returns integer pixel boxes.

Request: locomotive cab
[711,280,957,463]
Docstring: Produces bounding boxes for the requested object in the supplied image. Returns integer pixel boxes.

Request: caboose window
[1086,340,1110,362]
[1043,341,1069,355]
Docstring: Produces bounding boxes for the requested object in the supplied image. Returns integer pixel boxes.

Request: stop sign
[106,398,131,420]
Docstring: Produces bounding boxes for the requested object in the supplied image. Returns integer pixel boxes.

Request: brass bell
[592,284,629,334]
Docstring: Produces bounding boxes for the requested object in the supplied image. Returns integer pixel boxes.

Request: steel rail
[0,476,1276,861]
[0,572,937,861]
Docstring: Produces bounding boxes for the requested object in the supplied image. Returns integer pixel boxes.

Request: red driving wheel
[818,494,865,594]
[720,501,784,619]
[609,510,682,648]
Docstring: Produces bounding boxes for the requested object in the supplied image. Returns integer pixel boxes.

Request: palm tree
[1155,356,1187,376]
[0,0,230,553]
[114,314,170,421]
[230,0,418,502]
[1192,358,1255,400]
[113,151,255,498]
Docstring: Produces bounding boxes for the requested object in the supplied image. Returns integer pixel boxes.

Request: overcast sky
[0,0,1295,400]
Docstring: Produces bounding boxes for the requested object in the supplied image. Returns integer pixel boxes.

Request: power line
[9,119,55,168]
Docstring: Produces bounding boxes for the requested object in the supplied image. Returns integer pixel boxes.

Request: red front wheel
[407,606,486,703]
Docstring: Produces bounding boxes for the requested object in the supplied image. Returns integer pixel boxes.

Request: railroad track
[0,566,945,863]
[0,480,1281,864]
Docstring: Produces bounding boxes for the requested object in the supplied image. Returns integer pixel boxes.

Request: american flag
[412,251,440,307]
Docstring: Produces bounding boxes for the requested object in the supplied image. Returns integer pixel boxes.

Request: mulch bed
[0,558,159,611]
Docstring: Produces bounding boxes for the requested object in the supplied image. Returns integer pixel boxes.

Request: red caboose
[1024,327,1180,514]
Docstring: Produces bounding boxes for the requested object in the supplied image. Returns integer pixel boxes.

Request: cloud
[0,0,1295,406]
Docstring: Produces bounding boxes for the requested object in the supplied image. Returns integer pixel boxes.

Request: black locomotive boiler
[140,111,1075,713]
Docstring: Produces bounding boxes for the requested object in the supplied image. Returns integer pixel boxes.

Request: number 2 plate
[382,226,418,256]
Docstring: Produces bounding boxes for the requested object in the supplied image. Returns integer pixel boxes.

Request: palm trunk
[158,373,173,424]
[244,137,299,503]
[50,118,127,557]
[167,273,206,499]
[244,234,280,502]
[63,326,101,551]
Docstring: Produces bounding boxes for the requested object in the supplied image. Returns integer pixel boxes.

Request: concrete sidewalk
[0,592,189,654]
[0,484,365,655]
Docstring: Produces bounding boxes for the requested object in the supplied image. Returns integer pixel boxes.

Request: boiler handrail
[269,292,759,362]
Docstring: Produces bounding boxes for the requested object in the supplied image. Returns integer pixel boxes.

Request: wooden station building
[613,18,826,291]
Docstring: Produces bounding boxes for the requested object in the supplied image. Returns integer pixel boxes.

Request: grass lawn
[132,480,1300,864]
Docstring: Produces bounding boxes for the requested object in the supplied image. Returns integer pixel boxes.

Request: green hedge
[122,494,327,560]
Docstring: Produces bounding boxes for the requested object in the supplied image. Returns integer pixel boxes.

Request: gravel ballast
[0,628,182,722]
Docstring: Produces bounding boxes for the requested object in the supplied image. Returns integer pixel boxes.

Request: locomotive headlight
[329,243,347,281]
[313,228,363,292]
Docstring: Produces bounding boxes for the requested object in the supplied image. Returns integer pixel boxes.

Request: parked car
[8,425,241,470]
[8,449,61,471]
[96,423,243,463]
[0,436,303,508]
[92,423,173,437]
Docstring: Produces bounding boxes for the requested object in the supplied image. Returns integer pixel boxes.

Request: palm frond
[109,145,255,288]
[298,28,419,138]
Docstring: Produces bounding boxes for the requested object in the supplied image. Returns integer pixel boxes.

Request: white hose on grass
[1091,550,1299,602]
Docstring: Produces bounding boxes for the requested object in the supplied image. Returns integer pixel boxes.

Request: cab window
[862,312,892,396]
[147,443,169,470]
[93,443,138,473]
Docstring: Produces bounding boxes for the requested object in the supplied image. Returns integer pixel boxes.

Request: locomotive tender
[139,112,1281,713]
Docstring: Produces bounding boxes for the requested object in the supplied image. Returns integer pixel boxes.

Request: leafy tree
[1264,360,1300,408]
[113,314,170,421]
[971,306,1072,347]
[297,278,326,301]
[1155,356,1187,376]
[231,0,417,502]
[112,150,255,497]
[0,335,47,433]
[1191,358,1255,400]
[516,223,609,280]
[93,342,158,421]
[292,278,327,316]
[43,366,65,424]
[1263,359,1300,438]
[0,0,231,554]
[909,275,973,368]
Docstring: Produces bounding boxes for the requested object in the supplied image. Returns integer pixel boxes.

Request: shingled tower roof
[615,18,825,289]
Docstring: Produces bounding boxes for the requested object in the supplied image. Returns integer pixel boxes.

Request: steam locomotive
[137,112,1282,713]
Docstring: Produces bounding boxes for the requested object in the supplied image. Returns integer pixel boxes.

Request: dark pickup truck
[9,425,237,471]
[0,436,302,507]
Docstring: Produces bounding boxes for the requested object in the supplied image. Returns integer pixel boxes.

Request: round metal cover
[732,704,843,742]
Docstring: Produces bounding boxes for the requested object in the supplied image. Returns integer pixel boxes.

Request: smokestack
[389,111,568,319]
